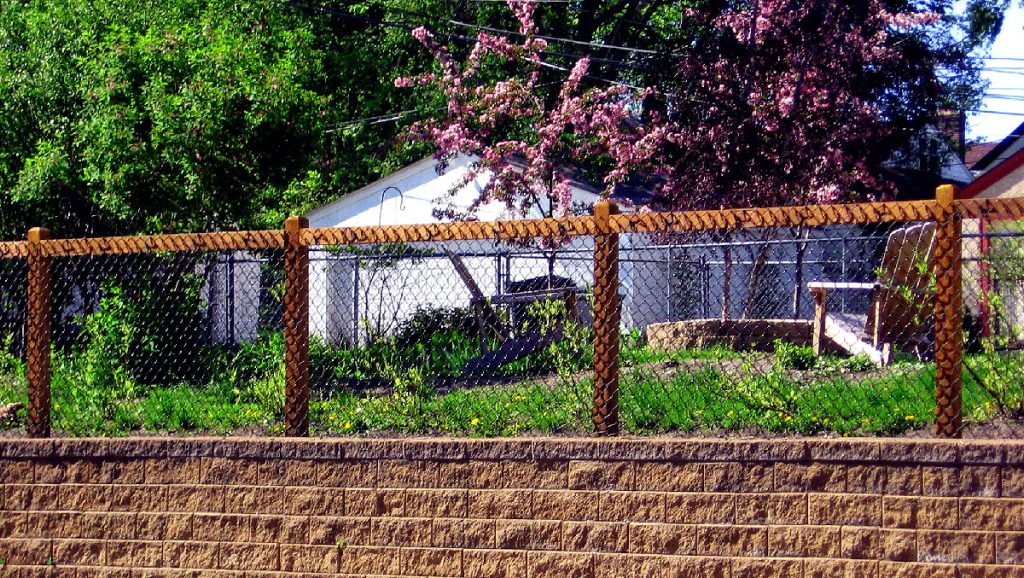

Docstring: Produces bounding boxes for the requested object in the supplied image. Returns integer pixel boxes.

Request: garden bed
[646,318,814,352]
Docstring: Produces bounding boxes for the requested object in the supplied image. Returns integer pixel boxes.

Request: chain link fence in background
[1,189,1022,438]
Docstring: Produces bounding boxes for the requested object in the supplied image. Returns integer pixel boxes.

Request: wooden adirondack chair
[444,248,581,375]
[808,222,936,367]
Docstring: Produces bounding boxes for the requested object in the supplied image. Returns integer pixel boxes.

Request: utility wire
[291,2,657,89]
[447,19,660,54]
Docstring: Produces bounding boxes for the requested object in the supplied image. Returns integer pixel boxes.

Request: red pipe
[980,217,992,339]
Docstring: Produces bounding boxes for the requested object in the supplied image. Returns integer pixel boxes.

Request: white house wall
[306,155,603,230]
[974,161,1024,199]
[309,237,599,345]
[305,155,606,344]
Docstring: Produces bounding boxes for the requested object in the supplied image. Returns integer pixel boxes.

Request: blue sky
[967,2,1024,142]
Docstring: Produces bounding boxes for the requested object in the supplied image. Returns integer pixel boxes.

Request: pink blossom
[395,0,914,214]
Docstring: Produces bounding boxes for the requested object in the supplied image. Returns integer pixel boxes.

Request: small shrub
[393,307,477,346]
[525,299,593,378]
[0,334,20,376]
[772,339,815,371]
[59,272,210,393]
[815,354,876,373]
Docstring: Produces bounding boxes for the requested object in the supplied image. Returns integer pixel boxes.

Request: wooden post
[284,216,310,437]
[26,227,52,438]
[933,185,963,438]
[810,287,827,356]
[592,200,621,436]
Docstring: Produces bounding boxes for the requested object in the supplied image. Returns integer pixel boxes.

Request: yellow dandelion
[905,415,915,421]
[471,418,480,426]
[344,421,352,430]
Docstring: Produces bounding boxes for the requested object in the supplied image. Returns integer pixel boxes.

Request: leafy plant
[814,354,876,373]
[772,339,815,371]
[0,334,20,376]
[393,307,477,347]
[525,298,592,379]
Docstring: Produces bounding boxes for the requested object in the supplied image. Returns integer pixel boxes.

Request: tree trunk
[791,226,809,319]
[741,230,777,319]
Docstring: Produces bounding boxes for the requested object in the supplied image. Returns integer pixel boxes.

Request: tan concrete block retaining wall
[0,437,1023,577]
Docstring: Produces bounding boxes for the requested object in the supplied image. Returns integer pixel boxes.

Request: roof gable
[971,121,1024,174]
[305,155,606,228]
[962,146,1024,199]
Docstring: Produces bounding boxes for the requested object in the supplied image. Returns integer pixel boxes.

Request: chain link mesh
[304,234,595,436]
[631,221,941,436]
[36,249,284,435]
[0,256,27,433]
[959,205,1024,438]
[0,197,1021,438]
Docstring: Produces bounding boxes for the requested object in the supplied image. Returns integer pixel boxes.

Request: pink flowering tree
[395,0,680,220]
[397,0,946,215]
[659,1,942,209]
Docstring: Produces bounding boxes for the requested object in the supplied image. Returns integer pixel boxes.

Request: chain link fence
[305,236,595,436]
[0,191,1022,438]
[41,249,286,435]
[0,252,26,431]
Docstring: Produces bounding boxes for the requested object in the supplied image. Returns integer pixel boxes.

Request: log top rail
[301,215,597,246]
[2,197,1021,260]
[610,200,941,234]
[34,230,286,257]
[0,241,29,258]
[955,196,1024,220]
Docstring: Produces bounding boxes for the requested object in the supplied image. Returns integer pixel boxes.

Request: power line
[291,2,657,90]
[447,18,660,54]
[326,109,423,132]
[344,0,668,58]
[969,109,1024,117]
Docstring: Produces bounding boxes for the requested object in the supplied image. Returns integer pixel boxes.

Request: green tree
[0,0,434,237]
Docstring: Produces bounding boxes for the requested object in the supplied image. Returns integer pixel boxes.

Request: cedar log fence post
[592,200,621,436]
[284,216,310,436]
[26,227,52,438]
[933,184,963,437]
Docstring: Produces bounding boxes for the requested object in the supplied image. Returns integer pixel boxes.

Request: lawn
[2,317,1022,437]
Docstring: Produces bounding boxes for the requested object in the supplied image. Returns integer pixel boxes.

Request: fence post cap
[593,199,620,218]
[27,227,50,242]
[284,216,309,231]
[936,184,960,204]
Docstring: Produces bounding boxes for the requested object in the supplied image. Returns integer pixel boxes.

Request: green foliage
[524,298,592,379]
[61,272,209,391]
[815,354,877,373]
[0,0,435,237]
[772,339,816,371]
[966,350,1024,419]
[0,333,21,376]
[0,339,26,427]
[392,307,478,347]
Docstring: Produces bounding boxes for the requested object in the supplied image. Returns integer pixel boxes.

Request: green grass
[1,326,1022,437]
